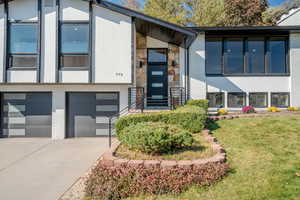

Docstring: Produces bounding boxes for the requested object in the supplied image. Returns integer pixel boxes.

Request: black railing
[170,87,186,109]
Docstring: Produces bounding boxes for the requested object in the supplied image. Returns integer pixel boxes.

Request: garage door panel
[67,92,119,138]
[1,93,52,138]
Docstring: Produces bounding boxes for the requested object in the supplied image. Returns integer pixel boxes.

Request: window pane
[268,39,286,73]
[206,38,222,74]
[271,93,289,107]
[61,24,89,53]
[249,93,268,108]
[224,39,244,74]
[148,49,167,63]
[9,55,38,68]
[228,93,246,108]
[207,93,224,108]
[247,39,265,73]
[61,55,89,68]
[9,24,38,54]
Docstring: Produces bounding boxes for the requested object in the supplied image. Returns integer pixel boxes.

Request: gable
[278,7,300,26]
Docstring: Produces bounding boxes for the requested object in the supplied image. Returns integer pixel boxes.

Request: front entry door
[147,49,168,107]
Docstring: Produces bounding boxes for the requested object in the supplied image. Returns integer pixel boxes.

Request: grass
[115,133,215,161]
[126,116,300,200]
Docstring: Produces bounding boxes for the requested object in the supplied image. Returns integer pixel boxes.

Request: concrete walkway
[0,138,110,200]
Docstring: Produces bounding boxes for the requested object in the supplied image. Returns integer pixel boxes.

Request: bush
[118,122,193,154]
[287,106,300,111]
[85,163,230,200]
[242,106,256,114]
[116,105,207,134]
[186,99,209,111]
[217,109,228,115]
[268,107,280,112]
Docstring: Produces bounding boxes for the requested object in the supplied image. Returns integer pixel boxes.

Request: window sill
[206,74,290,77]
[60,67,90,71]
[7,67,37,71]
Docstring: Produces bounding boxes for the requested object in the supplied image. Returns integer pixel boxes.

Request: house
[0,0,299,139]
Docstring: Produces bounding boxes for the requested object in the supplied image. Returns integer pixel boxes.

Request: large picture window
[206,36,288,76]
[206,38,223,74]
[224,38,244,74]
[60,23,89,69]
[8,23,38,69]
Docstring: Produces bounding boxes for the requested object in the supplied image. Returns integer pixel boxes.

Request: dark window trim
[205,35,289,77]
[227,92,247,108]
[206,92,225,108]
[249,92,268,108]
[271,92,290,108]
[205,37,223,75]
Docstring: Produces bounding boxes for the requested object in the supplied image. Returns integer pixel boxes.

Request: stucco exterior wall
[290,33,300,107]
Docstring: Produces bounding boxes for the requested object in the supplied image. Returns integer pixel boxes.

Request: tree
[224,0,269,26]
[143,0,187,26]
[186,0,226,26]
[121,0,142,11]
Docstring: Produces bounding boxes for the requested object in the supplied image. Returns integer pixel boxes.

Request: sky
[109,0,289,7]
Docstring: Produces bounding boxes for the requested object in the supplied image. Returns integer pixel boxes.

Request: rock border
[100,129,226,170]
[209,111,300,121]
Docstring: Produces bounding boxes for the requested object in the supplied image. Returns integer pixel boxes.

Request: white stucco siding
[0,4,4,83]
[290,33,300,107]
[0,84,129,139]
[189,34,206,99]
[206,77,290,93]
[41,0,57,83]
[60,0,89,21]
[93,6,132,84]
[278,8,300,26]
[7,71,37,83]
[59,71,89,83]
[8,0,38,21]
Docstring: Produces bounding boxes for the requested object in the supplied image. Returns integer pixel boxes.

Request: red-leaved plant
[85,163,230,200]
[242,106,256,114]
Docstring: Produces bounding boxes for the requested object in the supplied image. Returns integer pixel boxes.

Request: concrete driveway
[0,138,110,200]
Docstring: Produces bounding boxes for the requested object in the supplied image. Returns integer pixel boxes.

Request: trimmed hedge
[118,122,194,154]
[86,163,230,200]
[116,105,207,134]
[186,99,209,111]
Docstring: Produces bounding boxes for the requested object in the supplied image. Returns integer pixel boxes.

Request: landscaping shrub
[118,122,194,154]
[268,107,280,112]
[186,99,209,111]
[85,163,230,200]
[287,106,300,111]
[116,105,207,134]
[242,106,256,114]
[217,108,228,115]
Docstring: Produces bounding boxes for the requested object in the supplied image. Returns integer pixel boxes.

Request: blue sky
[109,0,289,7]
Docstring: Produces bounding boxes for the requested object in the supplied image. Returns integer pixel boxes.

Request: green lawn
[126,116,300,200]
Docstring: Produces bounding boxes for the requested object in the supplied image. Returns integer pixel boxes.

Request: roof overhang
[189,26,300,35]
[95,0,196,48]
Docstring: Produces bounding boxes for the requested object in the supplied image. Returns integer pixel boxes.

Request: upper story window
[206,36,288,76]
[60,23,89,69]
[8,23,38,69]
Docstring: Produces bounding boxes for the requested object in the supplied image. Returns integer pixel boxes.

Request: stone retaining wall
[100,130,226,170]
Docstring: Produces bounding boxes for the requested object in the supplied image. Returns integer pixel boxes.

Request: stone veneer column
[52,91,66,139]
